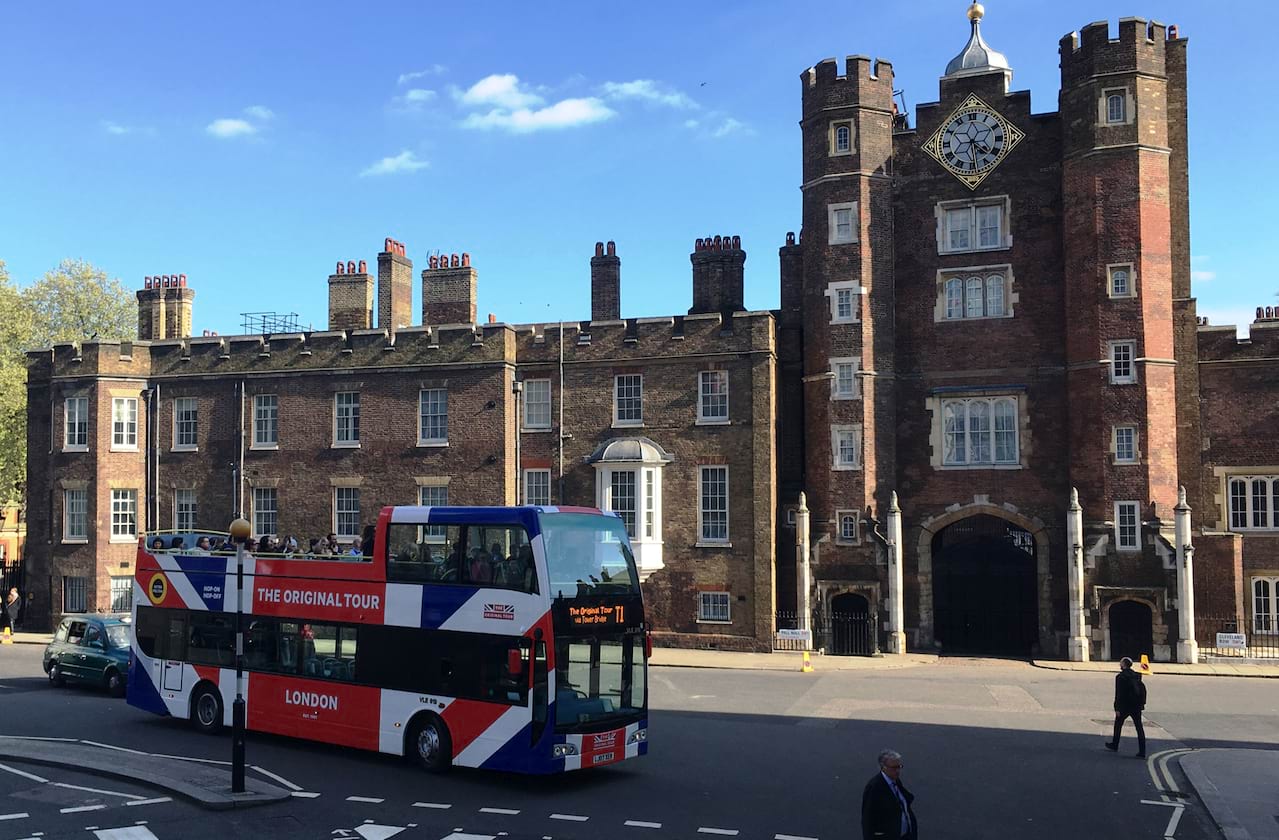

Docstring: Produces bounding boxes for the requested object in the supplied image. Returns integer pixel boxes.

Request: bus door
[161,612,188,692]
[531,640,549,747]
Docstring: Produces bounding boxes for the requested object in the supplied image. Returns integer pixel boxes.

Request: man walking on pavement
[862,749,918,839]
[1105,656,1147,758]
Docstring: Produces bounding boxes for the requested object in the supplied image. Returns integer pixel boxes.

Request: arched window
[1106,93,1125,123]
[1230,478,1248,529]
[965,277,984,318]
[1110,267,1130,297]
[839,512,858,542]
[945,278,963,319]
[835,124,851,153]
[985,275,1005,316]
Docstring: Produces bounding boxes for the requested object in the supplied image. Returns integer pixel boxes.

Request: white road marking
[1141,799,1186,838]
[52,783,144,800]
[0,813,30,821]
[250,764,301,790]
[291,791,321,798]
[0,763,48,783]
[125,798,173,807]
[550,813,589,821]
[480,807,520,815]
[625,821,662,829]
[1145,748,1190,793]
[80,741,149,756]
[775,835,820,840]
[412,802,452,809]
[61,805,108,814]
[346,796,386,804]
[439,834,496,840]
[147,753,227,765]
[94,828,161,840]
[698,829,740,836]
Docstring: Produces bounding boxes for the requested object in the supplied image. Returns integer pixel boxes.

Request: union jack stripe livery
[128,505,649,774]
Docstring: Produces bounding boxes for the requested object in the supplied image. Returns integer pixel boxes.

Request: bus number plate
[593,751,615,764]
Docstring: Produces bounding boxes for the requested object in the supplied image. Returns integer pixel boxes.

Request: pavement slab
[0,736,290,810]
[1180,748,1279,840]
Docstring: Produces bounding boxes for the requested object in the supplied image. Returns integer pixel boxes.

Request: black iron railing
[1197,614,1279,659]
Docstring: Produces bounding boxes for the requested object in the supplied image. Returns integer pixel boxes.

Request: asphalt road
[3,644,1275,840]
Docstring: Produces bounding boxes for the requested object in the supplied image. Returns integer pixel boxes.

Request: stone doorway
[1108,600,1154,662]
[829,592,872,656]
[931,514,1038,656]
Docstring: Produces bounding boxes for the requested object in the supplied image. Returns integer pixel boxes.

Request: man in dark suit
[1104,656,1148,757]
[862,749,918,839]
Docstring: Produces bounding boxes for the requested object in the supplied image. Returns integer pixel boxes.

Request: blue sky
[0,1,1268,336]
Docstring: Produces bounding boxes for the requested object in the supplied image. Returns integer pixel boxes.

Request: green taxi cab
[43,614,132,696]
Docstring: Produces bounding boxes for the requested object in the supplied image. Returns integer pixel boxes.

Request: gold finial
[967,2,985,22]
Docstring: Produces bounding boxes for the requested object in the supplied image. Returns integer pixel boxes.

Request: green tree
[0,259,135,503]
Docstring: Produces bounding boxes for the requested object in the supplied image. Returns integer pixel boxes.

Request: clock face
[923,94,1024,189]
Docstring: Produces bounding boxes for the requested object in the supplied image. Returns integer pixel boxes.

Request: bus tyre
[105,669,125,697]
[407,714,452,773]
[48,662,64,687]
[191,685,224,735]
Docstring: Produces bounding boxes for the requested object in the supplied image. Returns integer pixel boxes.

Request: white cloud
[244,105,274,120]
[102,121,131,135]
[1192,270,1217,282]
[712,117,751,138]
[601,80,697,109]
[403,89,436,103]
[460,98,615,133]
[398,65,446,85]
[206,118,257,138]
[684,118,700,129]
[360,150,429,177]
[389,88,439,114]
[457,74,544,109]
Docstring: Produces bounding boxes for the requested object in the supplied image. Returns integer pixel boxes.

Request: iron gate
[775,609,875,656]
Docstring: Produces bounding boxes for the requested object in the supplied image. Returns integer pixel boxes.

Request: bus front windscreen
[555,633,646,730]
[540,513,640,600]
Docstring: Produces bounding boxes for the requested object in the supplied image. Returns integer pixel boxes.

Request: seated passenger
[468,548,492,583]
[150,537,165,551]
[171,536,185,551]
[189,536,213,555]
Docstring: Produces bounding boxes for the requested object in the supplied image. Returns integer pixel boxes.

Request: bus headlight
[553,743,579,758]
[627,728,647,744]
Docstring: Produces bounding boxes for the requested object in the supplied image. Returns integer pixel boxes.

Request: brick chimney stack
[422,252,478,325]
[590,241,621,321]
[377,237,413,330]
[688,235,746,314]
[136,273,196,340]
[328,259,374,331]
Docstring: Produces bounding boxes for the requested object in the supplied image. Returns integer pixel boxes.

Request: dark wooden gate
[1109,600,1153,661]
[932,515,1038,656]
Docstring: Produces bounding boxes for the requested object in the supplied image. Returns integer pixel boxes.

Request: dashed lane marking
[93,828,161,839]
[291,792,321,798]
[125,798,173,807]
[775,835,820,840]
[697,829,740,836]
[346,796,386,804]
[412,802,452,809]
[80,741,149,756]
[60,805,108,814]
[550,814,589,821]
[624,821,662,829]
[479,807,520,815]
[0,812,30,821]
[0,762,48,783]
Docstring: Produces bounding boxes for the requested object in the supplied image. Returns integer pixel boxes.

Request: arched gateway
[920,510,1049,656]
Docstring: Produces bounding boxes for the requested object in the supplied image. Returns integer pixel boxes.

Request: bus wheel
[407,714,452,773]
[191,684,223,734]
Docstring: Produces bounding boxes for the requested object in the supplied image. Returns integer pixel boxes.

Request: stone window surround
[1252,575,1279,633]
[825,281,865,324]
[828,118,855,157]
[1112,425,1140,465]
[827,201,859,245]
[829,357,861,400]
[935,195,1012,255]
[933,263,1017,323]
[834,509,860,545]
[1108,340,1138,385]
[929,392,1024,471]
[1107,262,1137,299]
[1113,500,1141,551]
[830,424,863,471]
[1098,86,1135,127]
[1225,474,1279,532]
[1210,467,1279,532]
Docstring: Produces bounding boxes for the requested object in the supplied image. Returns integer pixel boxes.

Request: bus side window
[388,523,463,584]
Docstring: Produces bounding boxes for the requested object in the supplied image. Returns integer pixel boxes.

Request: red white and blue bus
[128,506,648,774]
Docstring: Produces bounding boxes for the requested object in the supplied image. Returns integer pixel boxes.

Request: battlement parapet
[1198,321,1279,362]
[514,310,774,366]
[802,55,894,118]
[1059,17,1179,88]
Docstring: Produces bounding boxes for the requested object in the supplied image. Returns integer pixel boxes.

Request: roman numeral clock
[923,94,1024,189]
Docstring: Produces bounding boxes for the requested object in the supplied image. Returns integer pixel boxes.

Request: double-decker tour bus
[127,506,648,773]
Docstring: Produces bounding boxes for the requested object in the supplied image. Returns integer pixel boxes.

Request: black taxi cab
[43,614,132,696]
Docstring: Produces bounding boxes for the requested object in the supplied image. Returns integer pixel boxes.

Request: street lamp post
[228,516,252,793]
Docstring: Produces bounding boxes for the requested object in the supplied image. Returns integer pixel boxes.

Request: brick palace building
[23,6,1279,659]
